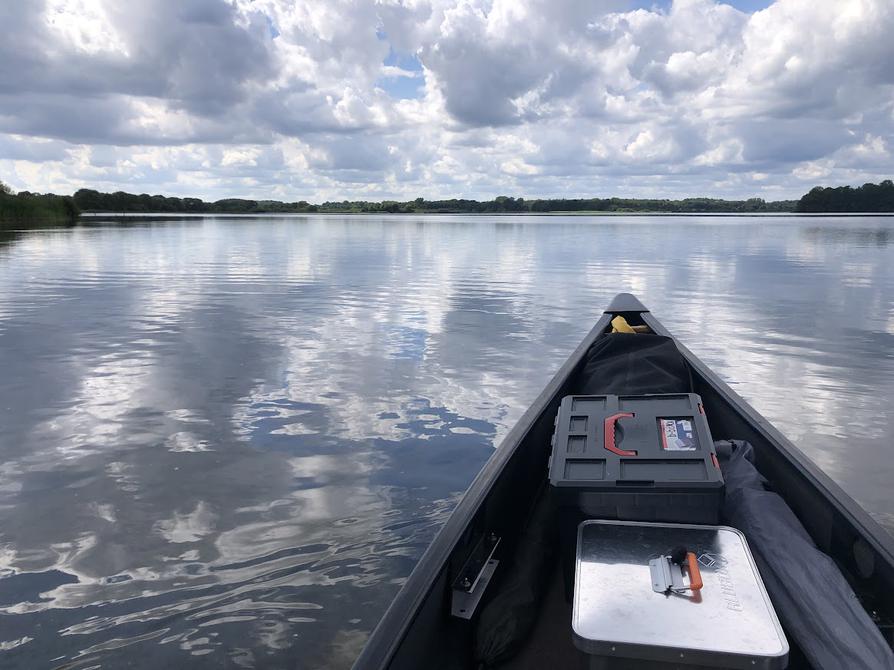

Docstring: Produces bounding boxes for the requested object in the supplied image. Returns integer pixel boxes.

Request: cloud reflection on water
[0,215,892,667]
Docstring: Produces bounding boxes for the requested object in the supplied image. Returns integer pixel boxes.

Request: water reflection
[0,215,892,668]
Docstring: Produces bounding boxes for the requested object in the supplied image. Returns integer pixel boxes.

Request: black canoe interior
[354,295,894,670]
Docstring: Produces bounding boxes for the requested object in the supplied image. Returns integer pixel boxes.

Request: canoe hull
[353,294,894,669]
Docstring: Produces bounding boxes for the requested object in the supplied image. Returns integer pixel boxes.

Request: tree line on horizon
[795,180,894,212]
[2,179,893,222]
[70,188,798,214]
[0,180,79,223]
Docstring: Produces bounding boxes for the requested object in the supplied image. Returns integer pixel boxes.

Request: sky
[0,0,892,202]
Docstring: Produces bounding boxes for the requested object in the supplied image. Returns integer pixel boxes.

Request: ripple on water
[0,215,893,668]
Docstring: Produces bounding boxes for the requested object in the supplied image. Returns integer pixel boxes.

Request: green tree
[797,180,894,213]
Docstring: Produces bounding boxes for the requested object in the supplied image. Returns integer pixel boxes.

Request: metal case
[573,520,788,669]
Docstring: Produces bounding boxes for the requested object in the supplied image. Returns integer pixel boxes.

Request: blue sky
[377,49,425,100]
[0,0,891,201]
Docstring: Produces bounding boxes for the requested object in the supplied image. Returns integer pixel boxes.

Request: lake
[1,214,892,668]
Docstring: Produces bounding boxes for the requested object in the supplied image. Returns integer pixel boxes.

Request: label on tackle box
[658,418,699,451]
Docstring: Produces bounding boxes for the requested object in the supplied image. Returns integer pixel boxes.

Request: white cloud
[380,65,421,79]
[0,0,891,200]
[44,0,130,56]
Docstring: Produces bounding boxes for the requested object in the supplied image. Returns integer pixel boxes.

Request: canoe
[353,293,894,669]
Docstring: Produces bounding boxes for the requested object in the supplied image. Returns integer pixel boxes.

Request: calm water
[1,215,893,668]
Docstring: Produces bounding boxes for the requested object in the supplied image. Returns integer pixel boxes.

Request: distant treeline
[796,180,894,213]
[73,189,319,214]
[318,195,799,213]
[73,189,797,214]
[5,180,892,222]
[0,181,79,223]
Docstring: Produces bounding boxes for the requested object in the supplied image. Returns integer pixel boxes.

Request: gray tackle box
[549,394,724,524]
[573,520,789,669]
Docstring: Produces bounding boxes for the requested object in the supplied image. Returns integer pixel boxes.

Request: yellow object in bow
[611,315,650,334]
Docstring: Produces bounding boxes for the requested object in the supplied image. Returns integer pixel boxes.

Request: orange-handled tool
[686,552,703,590]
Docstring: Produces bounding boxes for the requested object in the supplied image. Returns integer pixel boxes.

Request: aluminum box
[573,520,788,669]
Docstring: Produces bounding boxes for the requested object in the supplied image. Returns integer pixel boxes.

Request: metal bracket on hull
[450,533,500,619]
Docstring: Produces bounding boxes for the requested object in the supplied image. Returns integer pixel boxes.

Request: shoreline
[4,211,894,230]
[76,211,894,218]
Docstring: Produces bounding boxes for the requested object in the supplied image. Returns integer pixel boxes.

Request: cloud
[380,65,421,79]
[0,0,891,199]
